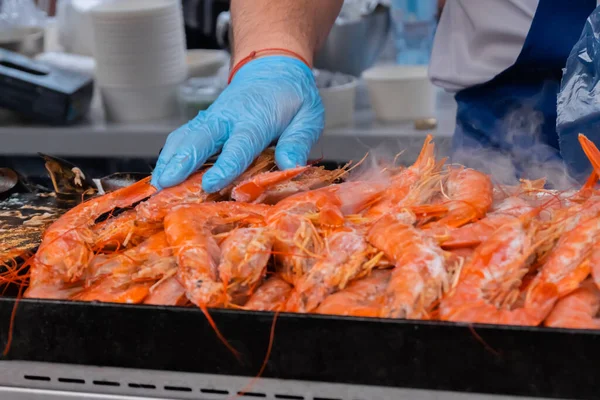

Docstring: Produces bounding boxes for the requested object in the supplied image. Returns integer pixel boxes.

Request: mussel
[0,168,19,200]
[38,153,96,199]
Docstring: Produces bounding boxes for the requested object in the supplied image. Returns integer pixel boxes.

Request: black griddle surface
[0,193,69,261]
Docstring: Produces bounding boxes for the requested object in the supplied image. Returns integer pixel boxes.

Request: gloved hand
[151,55,324,193]
[557,5,600,179]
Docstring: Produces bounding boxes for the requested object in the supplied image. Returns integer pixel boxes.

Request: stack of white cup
[90,0,187,122]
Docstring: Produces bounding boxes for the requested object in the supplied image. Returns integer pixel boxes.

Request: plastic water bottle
[391,0,437,65]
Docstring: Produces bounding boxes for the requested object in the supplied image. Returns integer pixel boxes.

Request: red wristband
[227,48,311,84]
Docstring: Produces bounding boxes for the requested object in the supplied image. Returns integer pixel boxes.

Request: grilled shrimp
[74,231,175,304]
[266,181,385,285]
[231,166,310,203]
[412,166,494,228]
[431,197,534,249]
[367,213,450,319]
[316,269,391,318]
[243,276,293,312]
[144,276,188,306]
[232,163,353,205]
[440,217,558,326]
[136,150,275,223]
[25,177,157,299]
[92,210,162,250]
[526,215,600,301]
[135,170,215,223]
[366,134,438,219]
[544,279,600,329]
[218,227,274,305]
[92,159,275,251]
[286,228,377,313]
[164,202,270,308]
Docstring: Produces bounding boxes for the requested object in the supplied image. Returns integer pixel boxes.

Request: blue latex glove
[151,55,324,193]
[557,5,600,179]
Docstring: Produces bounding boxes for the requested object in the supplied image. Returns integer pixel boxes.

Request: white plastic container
[91,0,176,16]
[91,0,186,122]
[101,83,180,122]
[91,0,187,87]
[94,56,187,87]
[319,78,358,129]
[362,65,436,122]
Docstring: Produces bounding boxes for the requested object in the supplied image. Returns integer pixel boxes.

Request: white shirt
[428,0,539,92]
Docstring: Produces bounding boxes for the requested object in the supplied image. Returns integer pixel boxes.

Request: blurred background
[0,0,452,179]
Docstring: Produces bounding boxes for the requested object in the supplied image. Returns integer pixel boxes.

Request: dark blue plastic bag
[557,5,600,180]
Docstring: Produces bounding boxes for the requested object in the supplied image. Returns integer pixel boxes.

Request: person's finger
[151,133,184,189]
[202,123,271,193]
[156,117,229,189]
[275,103,324,169]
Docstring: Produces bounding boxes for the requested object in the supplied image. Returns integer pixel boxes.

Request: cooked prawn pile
[20,134,600,329]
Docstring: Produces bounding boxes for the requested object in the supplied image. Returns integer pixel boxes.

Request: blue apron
[451,0,596,181]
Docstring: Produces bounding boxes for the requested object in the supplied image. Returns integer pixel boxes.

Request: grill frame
[0,297,594,399]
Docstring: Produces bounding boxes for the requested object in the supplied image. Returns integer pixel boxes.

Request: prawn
[90,152,276,251]
[92,210,162,251]
[315,269,391,318]
[366,134,438,219]
[367,213,451,319]
[135,170,216,223]
[136,149,275,223]
[440,215,558,326]
[286,229,379,313]
[267,181,385,285]
[231,166,310,203]
[412,166,494,228]
[25,177,157,299]
[526,214,600,301]
[164,202,270,308]
[144,276,188,306]
[544,279,600,329]
[431,197,534,249]
[243,276,293,312]
[232,163,352,204]
[73,231,175,304]
[218,227,274,305]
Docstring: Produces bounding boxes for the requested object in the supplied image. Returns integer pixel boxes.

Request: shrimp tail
[414,134,436,172]
[579,134,600,181]
[582,171,598,192]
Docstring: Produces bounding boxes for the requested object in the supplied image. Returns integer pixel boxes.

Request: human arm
[230,0,343,66]
[151,0,343,192]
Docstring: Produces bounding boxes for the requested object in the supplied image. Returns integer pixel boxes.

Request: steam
[345,139,399,184]
[345,81,581,192]
[451,86,577,190]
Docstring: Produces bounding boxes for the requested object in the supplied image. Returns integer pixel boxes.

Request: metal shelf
[0,90,456,161]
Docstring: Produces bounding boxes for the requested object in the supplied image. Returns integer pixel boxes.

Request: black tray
[0,297,596,399]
